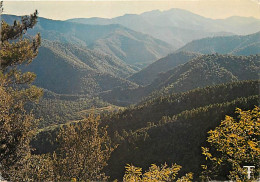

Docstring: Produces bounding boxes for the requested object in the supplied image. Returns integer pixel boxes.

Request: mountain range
[3,12,259,99]
[128,51,200,85]
[129,31,260,86]
[68,8,260,48]
[100,54,260,105]
[22,40,138,95]
[2,14,173,67]
[177,31,260,55]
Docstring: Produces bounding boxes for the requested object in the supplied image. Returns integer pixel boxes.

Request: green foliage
[52,114,114,181]
[28,92,115,128]
[102,54,260,106]
[2,13,173,67]
[107,96,258,180]
[201,106,260,181]
[105,80,259,135]
[178,31,260,56]
[0,7,47,181]
[1,13,40,70]
[123,163,193,182]
[0,78,36,177]
[129,51,200,86]
[102,80,258,180]
[21,40,138,95]
[7,154,55,181]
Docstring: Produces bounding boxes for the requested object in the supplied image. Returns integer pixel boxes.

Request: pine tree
[0,3,44,180]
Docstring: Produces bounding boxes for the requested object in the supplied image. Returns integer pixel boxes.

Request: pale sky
[2,0,260,20]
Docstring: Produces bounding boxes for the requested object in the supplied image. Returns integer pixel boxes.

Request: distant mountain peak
[140,9,161,15]
[140,8,205,18]
[224,15,260,21]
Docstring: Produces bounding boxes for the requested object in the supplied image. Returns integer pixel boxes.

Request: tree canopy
[201,106,260,181]
[0,4,44,180]
[122,163,193,182]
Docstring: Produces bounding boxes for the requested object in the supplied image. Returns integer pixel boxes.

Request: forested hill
[27,89,123,128]
[103,80,260,135]
[177,31,260,55]
[2,14,173,67]
[148,54,259,98]
[128,51,200,85]
[32,80,259,179]
[100,54,260,106]
[22,40,138,95]
[129,32,260,86]
[103,80,259,180]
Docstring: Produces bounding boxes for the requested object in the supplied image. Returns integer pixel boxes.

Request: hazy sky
[3,0,260,20]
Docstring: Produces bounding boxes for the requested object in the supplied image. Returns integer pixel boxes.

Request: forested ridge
[106,95,258,180]
[32,80,259,180]
[2,14,174,68]
[21,40,138,95]
[103,80,259,134]
[100,54,259,106]
[128,51,200,85]
[27,91,112,128]
[177,31,260,55]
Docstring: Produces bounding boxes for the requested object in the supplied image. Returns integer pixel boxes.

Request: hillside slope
[128,51,200,85]
[100,54,260,105]
[31,81,259,180]
[107,96,258,180]
[90,29,172,65]
[177,32,260,55]
[2,14,173,67]
[104,80,260,134]
[27,89,123,128]
[103,80,259,180]
[22,40,138,95]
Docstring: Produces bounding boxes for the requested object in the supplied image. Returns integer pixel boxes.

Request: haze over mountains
[2,9,260,100]
[2,9,260,98]
[128,31,260,86]
[2,14,173,68]
[178,31,260,55]
[100,54,260,105]
[22,40,138,95]
[68,8,260,48]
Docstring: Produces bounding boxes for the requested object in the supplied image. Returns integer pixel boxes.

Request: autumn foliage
[123,163,193,182]
[201,106,260,181]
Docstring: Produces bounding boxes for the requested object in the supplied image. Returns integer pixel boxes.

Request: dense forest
[27,90,115,128]
[100,54,259,105]
[177,31,260,55]
[129,51,200,85]
[1,4,259,182]
[31,80,259,180]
